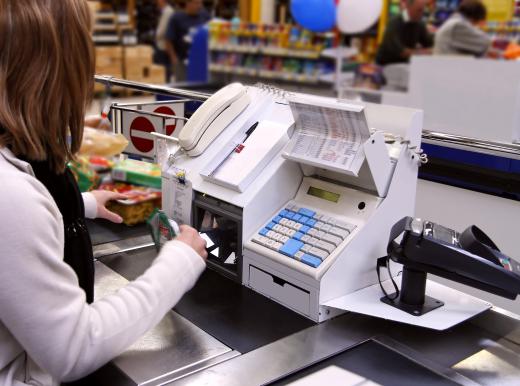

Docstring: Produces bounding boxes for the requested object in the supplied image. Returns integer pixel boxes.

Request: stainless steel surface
[111,105,189,122]
[93,235,154,259]
[94,262,233,386]
[95,75,211,101]
[422,130,520,157]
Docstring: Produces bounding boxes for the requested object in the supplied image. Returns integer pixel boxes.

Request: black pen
[243,121,259,143]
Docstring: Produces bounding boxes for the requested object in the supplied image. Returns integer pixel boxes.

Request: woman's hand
[89,190,127,223]
[176,225,208,261]
[84,115,111,131]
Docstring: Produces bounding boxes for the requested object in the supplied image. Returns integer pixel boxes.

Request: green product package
[147,209,179,251]
[112,159,162,189]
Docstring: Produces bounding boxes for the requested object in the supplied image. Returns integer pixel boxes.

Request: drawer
[249,266,310,316]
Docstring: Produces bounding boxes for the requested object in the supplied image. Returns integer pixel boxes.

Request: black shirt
[376,15,433,66]
[166,10,210,61]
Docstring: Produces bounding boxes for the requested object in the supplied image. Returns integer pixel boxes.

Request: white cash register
[160,84,490,328]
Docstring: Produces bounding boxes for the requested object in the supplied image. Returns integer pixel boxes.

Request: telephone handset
[179,83,251,157]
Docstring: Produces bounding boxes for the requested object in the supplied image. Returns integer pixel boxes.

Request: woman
[433,0,491,57]
[0,1,207,385]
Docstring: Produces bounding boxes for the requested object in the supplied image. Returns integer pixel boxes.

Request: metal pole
[94,75,211,101]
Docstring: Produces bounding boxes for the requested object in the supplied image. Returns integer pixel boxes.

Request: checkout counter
[86,76,520,385]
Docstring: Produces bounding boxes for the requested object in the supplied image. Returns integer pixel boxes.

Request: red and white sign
[143,101,185,139]
[122,112,163,158]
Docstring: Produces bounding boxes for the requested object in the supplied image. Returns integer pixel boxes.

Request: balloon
[337,0,383,34]
[291,0,336,33]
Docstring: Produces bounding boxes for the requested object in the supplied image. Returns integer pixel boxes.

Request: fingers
[98,207,123,224]
[176,225,207,260]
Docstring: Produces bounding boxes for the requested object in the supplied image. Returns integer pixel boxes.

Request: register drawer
[249,266,310,316]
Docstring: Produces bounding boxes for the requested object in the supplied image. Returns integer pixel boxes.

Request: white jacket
[0,147,205,385]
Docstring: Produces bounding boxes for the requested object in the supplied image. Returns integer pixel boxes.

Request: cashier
[0,1,207,386]
[433,0,491,56]
[376,0,434,65]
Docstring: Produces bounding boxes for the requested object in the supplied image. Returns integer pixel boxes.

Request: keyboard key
[273,216,282,224]
[301,254,322,268]
[301,235,312,243]
[280,235,290,243]
[286,229,296,237]
[321,224,332,233]
[279,210,288,218]
[271,232,283,241]
[280,239,304,257]
[285,211,296,220]
[273,224,283,233]
[294,251,305,261]
[259,228,269,236]
[293,231,304,241]
[308,228,320,238]
[280,226,291,236]
[322,233,343,247]
[315,221,326,230]
[301,244,313,253]
[336,221,356,232]
[307,237,320,246]
[306,218,317,227]
[320,215,331,223]
[315,240,335,254]
[299,225,311,234]
[314,214,323,220]
[286,220,297,229]
[299,208,316,218]
[309,248,329,260]
[265,240,282,251]
[279,218,290,226]
[329,227,349,238]
[299,216,310,224]
[292,223,302,231]
[266,222,276,230]
[292,214,302,222]
[266,230,278,239]
[252,235,270,247]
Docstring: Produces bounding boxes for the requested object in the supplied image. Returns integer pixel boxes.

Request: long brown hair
[0,0,94,172]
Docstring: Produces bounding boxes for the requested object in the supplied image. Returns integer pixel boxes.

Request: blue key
[293,232,304,241]
[299,208,316,218]
[299,216,310,224]
[259,228,269,236]
[273,216,282,223]
[284,211,296,220]
[306,218,317,227]
[279,210,288,218]
[301,254,322,268]
[266,222,276,230]
[292,214,302,222]
[299,225,311,234]
[280,239,304,258]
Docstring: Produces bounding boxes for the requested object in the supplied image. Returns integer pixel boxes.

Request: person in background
[154,0,175,82]
[376,0,434,65]
[433,0,491,57]
[0,1,207,385]
[165,0,210,82]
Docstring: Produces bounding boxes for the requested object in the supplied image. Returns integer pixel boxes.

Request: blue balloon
[291,0,336,33]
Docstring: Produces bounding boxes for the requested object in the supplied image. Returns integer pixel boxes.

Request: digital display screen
[307,186,340,203]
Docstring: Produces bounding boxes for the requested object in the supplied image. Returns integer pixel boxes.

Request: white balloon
[337,0,384,34]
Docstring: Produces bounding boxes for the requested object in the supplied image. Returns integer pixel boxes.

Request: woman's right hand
[175,225,208,261]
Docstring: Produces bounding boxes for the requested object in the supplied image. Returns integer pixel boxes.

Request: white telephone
[179,83,251,157]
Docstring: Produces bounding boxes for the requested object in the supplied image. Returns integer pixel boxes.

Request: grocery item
[147,209,180,251]
[99,182,162,226]
[112,159,162,189]
[79,127,129,157]
[68,157,100,192]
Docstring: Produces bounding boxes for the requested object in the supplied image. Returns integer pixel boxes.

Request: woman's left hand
[90,190,128,223]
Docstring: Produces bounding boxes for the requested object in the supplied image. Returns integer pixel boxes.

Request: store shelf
[209,64,319,84]
[210,44,322,59]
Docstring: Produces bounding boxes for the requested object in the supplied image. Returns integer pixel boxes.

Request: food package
[147,209,180,251]
[99,182,162,226]
[80,127,129,157]
[68,157,100,192]
[112,159,161,189]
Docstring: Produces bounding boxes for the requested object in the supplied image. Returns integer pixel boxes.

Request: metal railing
[94,75,520,158]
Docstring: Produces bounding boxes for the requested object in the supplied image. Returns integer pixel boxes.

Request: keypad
[252,203,357,269]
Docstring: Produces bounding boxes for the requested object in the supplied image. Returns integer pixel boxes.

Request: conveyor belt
[99,247,314,354]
